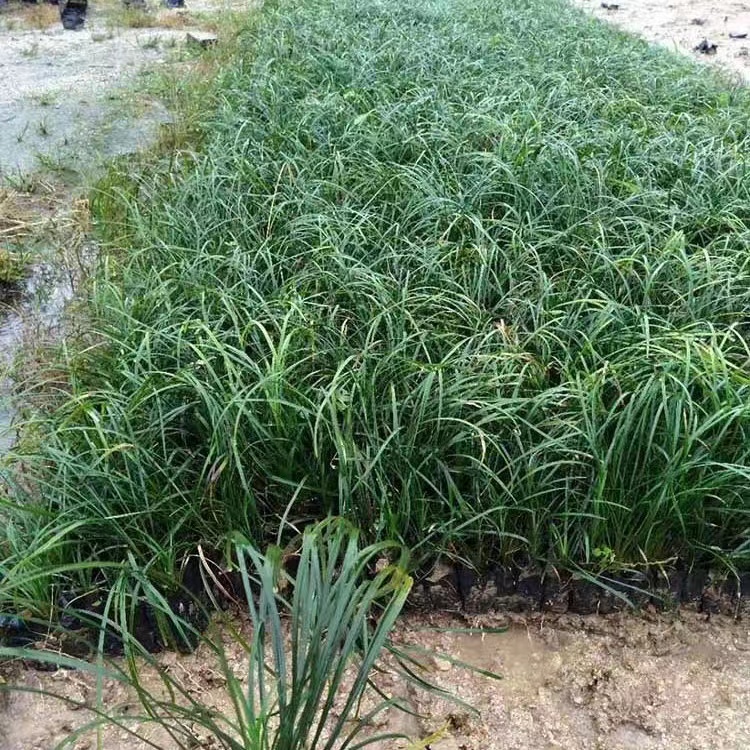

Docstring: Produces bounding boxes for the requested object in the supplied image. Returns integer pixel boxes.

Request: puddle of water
[0,262,74,453]
[452,628,556,692]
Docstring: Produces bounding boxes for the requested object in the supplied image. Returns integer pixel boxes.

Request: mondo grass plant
[0,520,427,750]
[2,0,750,617]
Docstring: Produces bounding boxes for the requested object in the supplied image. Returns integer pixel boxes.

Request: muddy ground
[572,0,750,83]
[2,610,749,749]
[0,0,243,449]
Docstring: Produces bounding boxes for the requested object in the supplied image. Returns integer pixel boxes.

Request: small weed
[0,190,36,280]
[20,40,39,57]
[0,247,28,284]
[23,2,60,29]
[115,7,156,29]
[151,9,196,30]
[0,521,436,750]
[2,171,46,194]
[35,152,70,175]
[139,34,161,49]
[32,92,57,107]
[15,123,29,144]
[35,118,50,137]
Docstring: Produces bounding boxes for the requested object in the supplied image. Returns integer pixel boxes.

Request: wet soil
[394,610,750,749]
[0,0,239,449]
[572,0,750,83]
[2,610,749,749]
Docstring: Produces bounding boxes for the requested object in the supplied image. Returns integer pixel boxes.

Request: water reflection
[0,263,74,453]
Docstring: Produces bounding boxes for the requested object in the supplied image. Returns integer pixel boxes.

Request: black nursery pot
[515,564,543,611]
[0,613,37,648]
[568,568,651,615]
[483,562,525,612]
[683,567,709,604]
[608,569,651,609]
[541,566,570,613]
[650,566,686,610]
[568,575,606,614]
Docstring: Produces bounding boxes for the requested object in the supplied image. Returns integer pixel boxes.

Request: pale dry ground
[572,0,750,82]
[2,610,750,750]
[0,0,248,176]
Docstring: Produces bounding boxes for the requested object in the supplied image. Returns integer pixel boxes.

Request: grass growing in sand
[3,0,750,616]
[1,521,422,750]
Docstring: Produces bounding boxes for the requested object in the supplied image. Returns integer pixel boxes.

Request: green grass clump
[3,0,750,608]
[1,520,418,749]
[0,248,27,284]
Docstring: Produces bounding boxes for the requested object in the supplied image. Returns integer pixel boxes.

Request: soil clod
[694,38,718,54]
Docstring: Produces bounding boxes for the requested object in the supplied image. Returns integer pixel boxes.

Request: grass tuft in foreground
[3,0,750,614]
[1,520,419,749]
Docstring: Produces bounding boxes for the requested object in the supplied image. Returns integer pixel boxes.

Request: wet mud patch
[2,612,749,750]
[383,611,750,749]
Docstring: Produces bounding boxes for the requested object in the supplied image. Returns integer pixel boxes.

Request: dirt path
[2,611,750,749]
[572,0,750,83]
[0,0,205,177]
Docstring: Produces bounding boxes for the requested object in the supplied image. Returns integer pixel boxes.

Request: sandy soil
[0,0,252,177]
[0,0,217,177]
[572,0,750,82]
[2,610,749,750]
